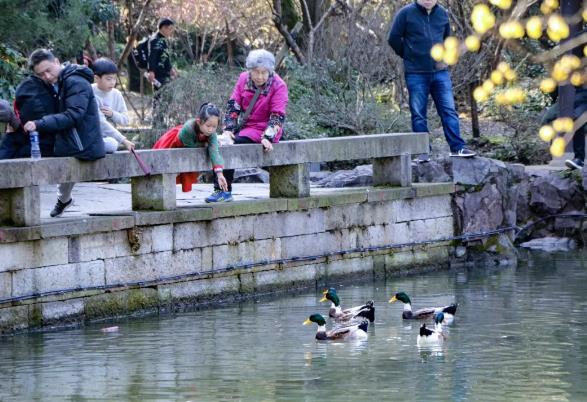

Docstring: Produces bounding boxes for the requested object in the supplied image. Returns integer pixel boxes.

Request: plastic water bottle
[30,131,41,160]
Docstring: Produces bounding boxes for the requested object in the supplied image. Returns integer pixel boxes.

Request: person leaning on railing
[206,49,289,203]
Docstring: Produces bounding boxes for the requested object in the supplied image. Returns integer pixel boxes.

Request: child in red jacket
[153,103,228,192]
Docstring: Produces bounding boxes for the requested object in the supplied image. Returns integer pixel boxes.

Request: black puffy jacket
[0,75,57,159]
[35,63,105,160]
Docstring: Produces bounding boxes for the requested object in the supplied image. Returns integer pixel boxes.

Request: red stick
[131,149,151,176]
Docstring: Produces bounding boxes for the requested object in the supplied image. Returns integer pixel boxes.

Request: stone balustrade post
[131,174,177,210]
[0,186,41,226]
[373,153,412,187]
[267,163,310,198]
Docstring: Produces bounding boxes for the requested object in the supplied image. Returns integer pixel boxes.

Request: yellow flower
[504,69,517,81]
[547,15,570,41]
[491,70,505,85]
[465,35,481,52]
[553,117,574,133]
[444,36,459,50]
[550,137,566,157]
[443,48,459,65]
[482,79,495,92]
[539,125,556,142]
[570,72,585,86]
[473,86,489,102]
[497,62,510,73]
[499,21,525,39]
[472,4,496,34]
[540,78,557,93]
[526,16,543,39]
[489,0,512,10]
[431,44,445,61]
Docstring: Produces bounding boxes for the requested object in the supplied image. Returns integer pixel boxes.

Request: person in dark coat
[23,48,105,217]
[388,0,476,161]
[0,75,58,159]
[147,17,176,127]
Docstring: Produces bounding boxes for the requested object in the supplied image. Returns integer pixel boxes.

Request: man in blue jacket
[388,0,476,161]
[23,48,105,217]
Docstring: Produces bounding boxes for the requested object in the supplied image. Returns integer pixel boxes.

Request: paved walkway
[39,182,343,224]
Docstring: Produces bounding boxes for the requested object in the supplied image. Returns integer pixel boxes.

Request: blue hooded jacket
[387,1,451,73]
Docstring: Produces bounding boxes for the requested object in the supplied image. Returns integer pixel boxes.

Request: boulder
[316,165,373,187]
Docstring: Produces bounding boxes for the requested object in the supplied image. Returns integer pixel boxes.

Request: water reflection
[1,251,587,401]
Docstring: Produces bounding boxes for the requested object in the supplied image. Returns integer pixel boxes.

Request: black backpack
[132,34,155,69]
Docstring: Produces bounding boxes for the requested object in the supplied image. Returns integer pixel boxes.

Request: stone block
[367,187,415,203]
[254,209,326,240]
[208,216,256,246]
[134,207,212,226]
[212,240,279,270]
[158,276,240,301]
[0,226,42,244]
[0,272,11,300]
[12,260,105,298]
[315,191,367,208]
[41,215,136,239]
[325,257,373,278]
[0,238,69,272]
[373,154,412,187]
[413,183,455,198]
[68,231,132,263]
[144,224,173,253]
[84,288,160,319]
[0,305,29,333]
[281,232,338,260]
[41,299,85,321]
[286,197,321,211]
[254,264,317,289]
[267,163,310,198]
[211,199,288,219]
[0,186,40,227]
[174,221,210,250]
[131,173,176,211]
[393,195,452,223]
[357,225,394,249]
[410,217,454,243]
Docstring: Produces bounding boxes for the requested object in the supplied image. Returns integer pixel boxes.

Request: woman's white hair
[245,49,276,72]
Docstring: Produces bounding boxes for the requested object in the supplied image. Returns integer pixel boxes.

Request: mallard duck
[320,288,375,323]
[303,314,369,341]
[389,292,456,323]
[417,313,446,346]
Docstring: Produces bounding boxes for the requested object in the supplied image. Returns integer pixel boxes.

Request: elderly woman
[205,49,288,203]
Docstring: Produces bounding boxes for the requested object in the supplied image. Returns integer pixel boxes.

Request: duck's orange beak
[389,295,397,303]
[322,289,329,295]
[303,319,312,325]
[319,296,328,302]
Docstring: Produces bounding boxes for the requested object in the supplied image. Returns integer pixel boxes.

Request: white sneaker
[450,148,476,158]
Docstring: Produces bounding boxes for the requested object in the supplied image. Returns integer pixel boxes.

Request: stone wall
[0,184,455,333]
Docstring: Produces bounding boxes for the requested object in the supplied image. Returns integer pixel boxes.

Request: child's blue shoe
[205,190,233,203]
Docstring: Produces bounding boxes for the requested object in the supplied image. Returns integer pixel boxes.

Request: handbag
[235,87,261,134]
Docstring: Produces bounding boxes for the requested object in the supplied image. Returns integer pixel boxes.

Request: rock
[412,160,451,183]
[519,236,577,252]
[310,171,332,183]
[529,175,584,215]
[316,165,373,187]
[454,246,467,258]
[234,168,269,183]
[451,157,509,186]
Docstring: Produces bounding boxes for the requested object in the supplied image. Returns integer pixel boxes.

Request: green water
[1,250,586,401]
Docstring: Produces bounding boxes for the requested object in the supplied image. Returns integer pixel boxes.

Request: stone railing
[0,133,428,227]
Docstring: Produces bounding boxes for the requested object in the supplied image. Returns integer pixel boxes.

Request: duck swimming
[320,288,375,323]
[389,292,456,323]
[303,313,369,341]
[417,312,446,346]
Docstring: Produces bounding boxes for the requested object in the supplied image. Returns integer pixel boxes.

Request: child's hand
[222,130,235,141]
[217,172,228,191]
[100,106,113,117]
[23,121,36,132]
[122,139,135,151]
[261,138,273,152]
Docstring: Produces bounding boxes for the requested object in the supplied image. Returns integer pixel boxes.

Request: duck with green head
[303,313,368,341]
[417,312,447,346]
[320,288,375,323]
[389,292,456,323]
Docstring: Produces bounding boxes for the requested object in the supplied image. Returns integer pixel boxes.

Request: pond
[1,250,586,401]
